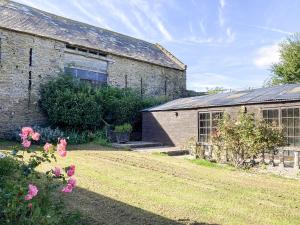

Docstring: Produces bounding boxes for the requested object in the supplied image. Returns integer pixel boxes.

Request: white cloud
[220,0,226,9]
[128,0,173,41]
[218,0,225,27]
[253,44,280,68]
[226,27,235,43]
[253,25,292,35]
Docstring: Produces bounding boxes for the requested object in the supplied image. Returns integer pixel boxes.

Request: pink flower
[25,194,33,201]
[31,132,40,141]
[28,184,38,197]
[62,184,73,193]
[43,143,53,152]
[21,127,34,139]
[53,167,61,177]
[22,139,31,148]
[67,165,75,177]
[28,203,33,208]
[57,143,67,157]
[68,177,76,187]
[60,138,67,147]
[24,184,38,201]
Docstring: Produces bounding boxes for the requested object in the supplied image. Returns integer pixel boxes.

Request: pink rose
[57,143,67,157]
[68,177,76,187]
[28,203,33,208]
[31,132,40,141]
[62,184,73,193]
[60,138,67,147]
[67,165,75,177]
[43,143,53,152]
[21,127,34,139]
[25,194,33,201]
[22,139,31,148]
[53,167,61,177]
[24,184,38,201]
[28,184,38,197]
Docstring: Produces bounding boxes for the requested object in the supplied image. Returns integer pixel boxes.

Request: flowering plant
[10,127,76,206]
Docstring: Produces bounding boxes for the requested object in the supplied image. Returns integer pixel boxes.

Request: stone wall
[0,29,64,137]
[0,28,186,138]
[142,101,300,146]
[107,54,186,99]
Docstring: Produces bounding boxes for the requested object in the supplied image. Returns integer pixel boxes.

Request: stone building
[142,84,300,169]
[0,1,186,137]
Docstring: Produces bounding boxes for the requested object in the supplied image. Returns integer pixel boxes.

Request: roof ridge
[155,43,187,70]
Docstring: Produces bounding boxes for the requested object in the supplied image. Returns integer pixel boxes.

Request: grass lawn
[1,141,300,225]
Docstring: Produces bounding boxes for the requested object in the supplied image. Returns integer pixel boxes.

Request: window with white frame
[64,67,107,86]
[262,109,279,126]
[198,111,223,144]
[281,108,300,147]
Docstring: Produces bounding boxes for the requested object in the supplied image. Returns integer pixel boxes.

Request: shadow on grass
[0,140,129,152]
[66,186,220,225]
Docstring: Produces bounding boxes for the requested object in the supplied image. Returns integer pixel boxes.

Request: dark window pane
[288,118,293,127]
[263,110,267,118]
[288,137,294,145]
[295,108,300,117]
[288,108,294,117]
[200,121,205,127]
[295,118,300,127]
[268,110,273,118]
[288,128,294,136]
[274,110,278,118]
[282,118,288,126]
[295,128,300,136]
[295,137,300,146]
[282,109,287,117]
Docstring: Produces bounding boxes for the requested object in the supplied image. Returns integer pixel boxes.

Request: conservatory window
[262,109,279,126]
[281,108,300,146]
[198,112,223,144]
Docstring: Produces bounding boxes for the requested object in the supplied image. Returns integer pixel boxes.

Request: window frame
[198,111,223,145]
[64,66,108,86]
[262,105,300,149]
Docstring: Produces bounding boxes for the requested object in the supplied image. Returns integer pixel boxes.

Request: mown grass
[1,141,300,225]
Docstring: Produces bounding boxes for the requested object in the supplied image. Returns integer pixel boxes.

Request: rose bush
[0,127,80,225]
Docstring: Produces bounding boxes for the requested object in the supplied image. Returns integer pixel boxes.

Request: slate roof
[0,1,185,70]
[144,84,300,112]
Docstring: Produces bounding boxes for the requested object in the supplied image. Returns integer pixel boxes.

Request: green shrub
[93,130,111,146]
[40,75,103,130]
[99,86,143,126]
[40,75,169,133]
[0,156,19,177]
[0,127,81,225]
[114,123,133,133]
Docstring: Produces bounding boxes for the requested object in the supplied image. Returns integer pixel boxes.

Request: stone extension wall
[142,102,300,146]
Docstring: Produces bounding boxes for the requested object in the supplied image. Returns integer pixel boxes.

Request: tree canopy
[269,34,300,85]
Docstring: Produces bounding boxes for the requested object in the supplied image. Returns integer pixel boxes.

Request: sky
[14,0,300,91]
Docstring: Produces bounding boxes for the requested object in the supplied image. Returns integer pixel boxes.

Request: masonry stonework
[0,29,64,137]
[107,54,186,98]
[0,28,186,138]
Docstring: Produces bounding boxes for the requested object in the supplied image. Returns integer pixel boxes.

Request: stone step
[112,141,163,149]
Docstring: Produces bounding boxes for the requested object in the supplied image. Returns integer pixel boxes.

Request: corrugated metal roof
[0,1,185,70]
[144,84,300,112]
